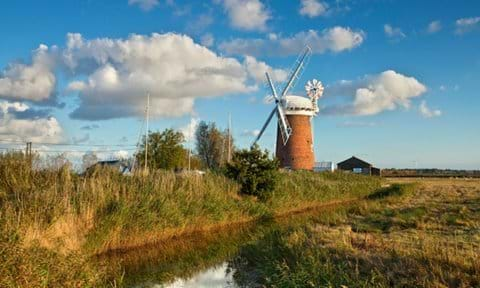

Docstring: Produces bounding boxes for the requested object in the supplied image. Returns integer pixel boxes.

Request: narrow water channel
[100,205,342,287]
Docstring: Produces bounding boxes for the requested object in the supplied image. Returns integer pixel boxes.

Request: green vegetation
[136,128,188,170]
[195,121,233,170]
[367,183,415,199]
[225,145,279,198]
[0,152,382,287]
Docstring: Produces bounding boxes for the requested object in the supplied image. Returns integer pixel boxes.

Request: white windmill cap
[283,95,316,116]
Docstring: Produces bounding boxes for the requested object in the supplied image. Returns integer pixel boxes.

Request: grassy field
[231,178,480,287]
[3,151,478,287]
[0,153,381,287]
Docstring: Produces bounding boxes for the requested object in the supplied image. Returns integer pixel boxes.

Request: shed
[313,161,334,172]
[337,156,381,176]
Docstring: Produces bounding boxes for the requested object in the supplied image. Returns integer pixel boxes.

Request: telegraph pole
[25,141,32,166]
[25,142,32,157]
[227,113,231,163]
[188,116,192,171]
[144,92,150,173]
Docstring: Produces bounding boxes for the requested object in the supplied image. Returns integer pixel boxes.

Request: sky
[0,0,479,169]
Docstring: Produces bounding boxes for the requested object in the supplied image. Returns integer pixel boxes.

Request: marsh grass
[0,153,382,286]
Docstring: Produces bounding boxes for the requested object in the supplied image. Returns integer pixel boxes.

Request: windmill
[252,46,324,170]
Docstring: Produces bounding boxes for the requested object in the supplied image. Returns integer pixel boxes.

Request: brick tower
[275,95,316,170]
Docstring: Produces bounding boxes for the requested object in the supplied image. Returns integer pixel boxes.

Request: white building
[313,161,334,172]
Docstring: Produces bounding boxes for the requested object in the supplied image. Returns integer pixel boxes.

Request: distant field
[382,169,480,178]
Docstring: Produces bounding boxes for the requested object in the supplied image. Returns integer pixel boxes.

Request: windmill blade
[265,72,279,102]
[281,46,312,98]
[252,107,277,147]
[276,104,292,145]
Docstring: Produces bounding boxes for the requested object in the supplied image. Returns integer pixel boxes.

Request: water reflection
[100,204,343,287]
[162,263,236,288]
[100,223,264,287]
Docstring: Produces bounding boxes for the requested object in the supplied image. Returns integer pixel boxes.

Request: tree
[136,128,188,170]
[225,145,279,199]
[195,121,233,170]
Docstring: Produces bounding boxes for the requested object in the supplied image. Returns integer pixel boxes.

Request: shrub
[225,145,279,199]
[367,183,415,200]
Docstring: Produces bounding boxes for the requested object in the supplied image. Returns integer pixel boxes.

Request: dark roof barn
[337,156,381,176]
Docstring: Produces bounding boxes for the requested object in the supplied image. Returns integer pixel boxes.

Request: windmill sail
[281,46,312,98]
[253,107,276,146]
[276,104,292,145]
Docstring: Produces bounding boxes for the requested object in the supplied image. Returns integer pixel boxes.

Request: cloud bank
[0,32,286,122]
[322,70,427,116]
[64,33,286,119]
[220,27,365,57]
[0,45,56,103]
[0,101,63,143]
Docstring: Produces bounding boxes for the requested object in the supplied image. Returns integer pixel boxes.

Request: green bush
[367,183,415,200]
[225,145,279,199]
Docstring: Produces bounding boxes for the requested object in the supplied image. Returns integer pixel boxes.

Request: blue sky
[0,0,479,169]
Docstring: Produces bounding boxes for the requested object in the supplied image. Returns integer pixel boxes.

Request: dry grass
[232,178,480,287]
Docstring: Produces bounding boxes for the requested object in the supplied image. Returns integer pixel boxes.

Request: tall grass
[0,152,382,286]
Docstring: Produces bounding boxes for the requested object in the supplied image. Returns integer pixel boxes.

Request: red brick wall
[276,115,314,170]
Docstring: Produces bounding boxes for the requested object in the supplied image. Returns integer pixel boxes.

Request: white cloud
[384,24,406,39]
[0,101,29,113]
[61,32,276,120]
[243,55,288,83]
[128,0,159,11]
[419,100,441,118]
[111,150,129,160]
[67,80,87,91]
[322,70,427,116]
[299,0,328,18]
[0,32,284,121]
[0,44,56,102]
[180,117,200,142]
[241,129,260,137]
[219,0,270,31]
[0,101,63,143]
[220,27,365,57]
[455,16,480,34]
[427,20,442,34]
